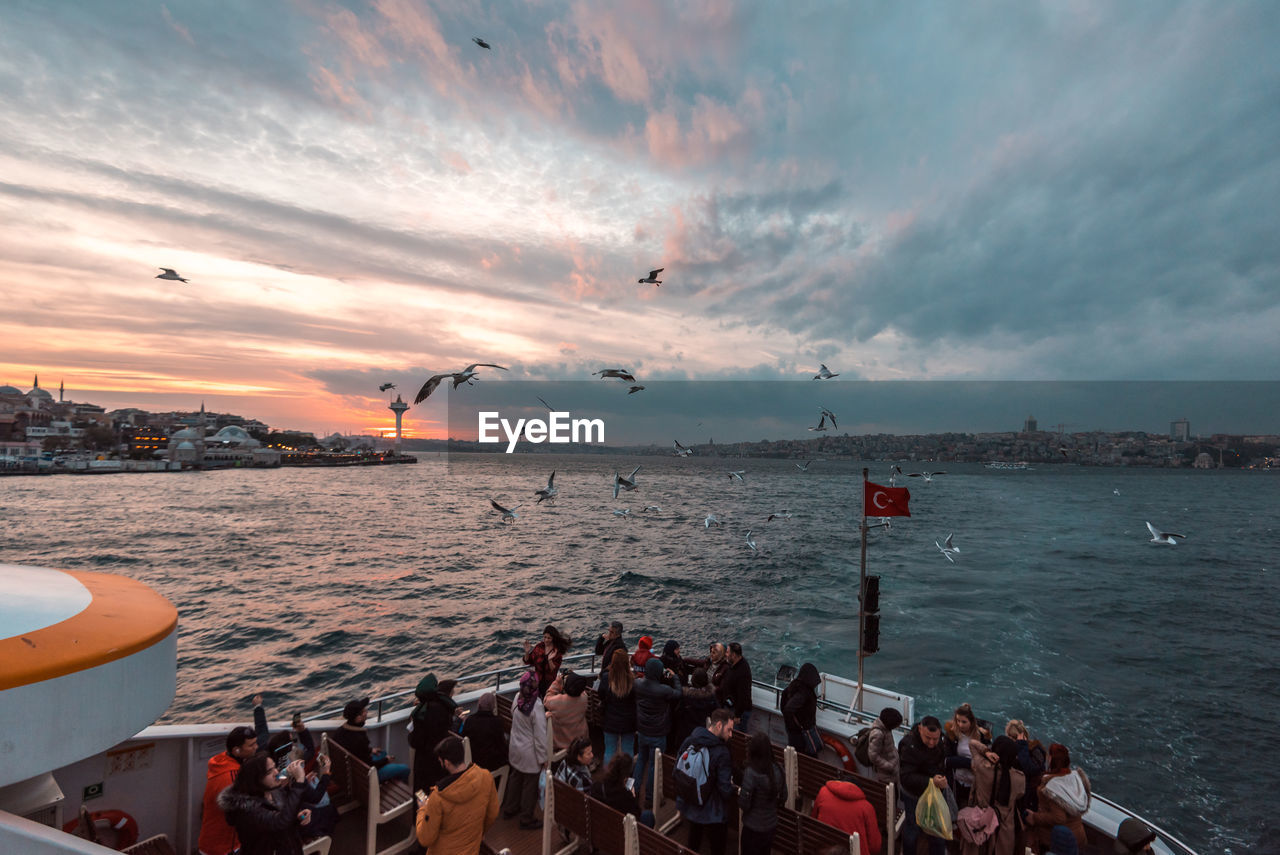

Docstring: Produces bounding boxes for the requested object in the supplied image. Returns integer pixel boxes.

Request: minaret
[59,380,64,402]
[388,394,409,455]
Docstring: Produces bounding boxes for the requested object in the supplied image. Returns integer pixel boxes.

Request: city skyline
[3,3,1279,437]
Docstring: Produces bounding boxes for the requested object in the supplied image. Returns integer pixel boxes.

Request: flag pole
[857,467,869,711]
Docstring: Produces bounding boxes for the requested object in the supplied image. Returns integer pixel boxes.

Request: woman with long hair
[944,703,990,807]
[1025,743,1091,853]
[216,752,312,855]
[739,732,786,855]
[982,736,1027,855]
[523,624,571,698]
[599,648,637,766]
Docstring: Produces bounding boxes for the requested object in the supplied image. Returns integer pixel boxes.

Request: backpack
[853,726,872,767]
[673,744,714,806]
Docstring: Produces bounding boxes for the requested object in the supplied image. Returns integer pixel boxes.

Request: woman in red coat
[812,779,883,855]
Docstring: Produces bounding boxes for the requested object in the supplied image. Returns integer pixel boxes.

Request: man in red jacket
[197,725,258,855]
[812,779,883,855]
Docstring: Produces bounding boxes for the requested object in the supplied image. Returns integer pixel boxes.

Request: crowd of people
[193,623,1161,855]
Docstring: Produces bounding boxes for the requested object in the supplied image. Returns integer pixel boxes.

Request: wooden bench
[496,693,513,730]
[122,835,176,855]
[588,792,632,855]
[586,686,604,727]
[795,749,898,855]
[321,732,416,855]
[636,819,699,855]
[773,805,867,855]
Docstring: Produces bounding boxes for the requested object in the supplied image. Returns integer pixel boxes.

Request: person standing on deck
[675,708,735,855]
[408,674,457,792]
[594,620,626,685]
[633,657,682,804]
[459,692,508,773]
[898,715,950,855]
[866,707,903,784]
[716,642,754,732]
[780,662,822,756]
[415,735,500,855]
[502,671,548,830]
[197,725,259,855]
[523,624,570,699]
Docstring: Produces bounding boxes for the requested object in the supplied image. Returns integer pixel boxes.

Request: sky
[3,1,1278,439]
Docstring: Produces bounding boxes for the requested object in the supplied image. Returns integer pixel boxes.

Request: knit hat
[638,636,653,650]
[564,672,590,697]
[1114,818,1157,853]
[342,697,370,723]
[879,707,904,729]
[415,673,438,699]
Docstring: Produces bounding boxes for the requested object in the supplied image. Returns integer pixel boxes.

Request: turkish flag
[864,481,911,517]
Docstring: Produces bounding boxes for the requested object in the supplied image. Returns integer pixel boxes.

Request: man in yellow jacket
[416,734,500,854]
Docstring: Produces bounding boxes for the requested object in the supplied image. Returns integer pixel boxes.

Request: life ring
[63,809,140,850]
[820,731,857,772]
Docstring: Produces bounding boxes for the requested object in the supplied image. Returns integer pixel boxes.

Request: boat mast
[857,467,869,709]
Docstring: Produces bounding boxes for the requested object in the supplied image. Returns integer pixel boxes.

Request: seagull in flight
[766,510,792,522]
[156,267,188,283]
[808,413,829,432]
[704,514,721,528]
[534,470,558,504]
[472,36,491,49]
[673,440,693,457]
[627,385,645,394]
[820,407,838,429]
[537,396,556,412]
[379,382,396,392]
[727,470,745,483]
[594,368,636,382]
[490,498,520,524]
[888,464,904,486]
[745,530,758,552]
[638,267,663,286]
[794,460,813,471]
[612,465,641,499]
[414,363,508,403]
[936,533,960,562]
[1113,488,1121,496]
[909,471,946,483]
[813,363,839,380]
[612,508,631,518]
[1146,521,1186,545]
[642,505,662,512]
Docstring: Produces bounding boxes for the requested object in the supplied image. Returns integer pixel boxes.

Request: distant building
[1023,415,1037,433]
[1170,418,1190,441]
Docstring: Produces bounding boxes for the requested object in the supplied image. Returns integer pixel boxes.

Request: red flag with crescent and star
[864,481,911,517]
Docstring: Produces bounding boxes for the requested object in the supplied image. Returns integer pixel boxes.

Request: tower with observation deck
[388,394,409,455]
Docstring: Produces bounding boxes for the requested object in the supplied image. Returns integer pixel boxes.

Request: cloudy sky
[3,1,1277,438]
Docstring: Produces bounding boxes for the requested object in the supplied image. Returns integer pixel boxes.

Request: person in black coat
[594,620,626,684]
[780,662,821,756]
[217,752,312,855]
[898,716,950,855]
[409,674,457,791]
[716,642,754,731]
[460,692,509,772]
[670,668,719,754]
[660,639,692,686]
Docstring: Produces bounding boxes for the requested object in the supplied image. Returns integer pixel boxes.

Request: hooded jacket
[409,677,457,791]
[738,761,784,833]
[674,726,734,825]
[867,718,899,784]
[198,752,243,855]
[631,636,656,672]
[414,762,500,854]
[660,640,690,685]
[216,783,307,855]
[781,663,821,733]
[634,658,682,738]
[812,780,883,855]
[1028,768,1091,852]
[508,696,547,773]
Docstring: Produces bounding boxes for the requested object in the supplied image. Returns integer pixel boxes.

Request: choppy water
[2,455,1277,852]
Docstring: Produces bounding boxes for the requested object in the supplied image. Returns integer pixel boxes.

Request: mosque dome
[169,427,203,442]
[210,425,260,447]
[0,385,20,396]
[28,387,53,401]
[176,441,195,450]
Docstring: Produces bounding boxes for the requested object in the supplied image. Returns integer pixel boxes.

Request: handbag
[800,726,823,757]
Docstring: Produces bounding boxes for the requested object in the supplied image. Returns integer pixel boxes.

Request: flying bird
[627,385,645,394]
[537,396,556,412]
[745,530,758,552]
[813,364,839,380]
[414,363,508,403]
[642,505,662,512]
[472,36,491,49]
[795,460,813,471]
[908,471,946,483]
[704,514,721,528]
[727,470,745,483]
[673,440,693,457]
[612,465,641,499]
[594,369,636,382]
[534,471,558,504]
[379,383,396,392]
[1146,521,1186,545]
[612,508,631,518]
[638,267,664,285]
[808,413,829,432]
[936,533,960,562]
[490,498,520,524]
[156,267,188,282]
[766,510,792,522]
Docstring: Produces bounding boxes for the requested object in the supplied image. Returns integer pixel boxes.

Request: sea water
[1,454,1276,852]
